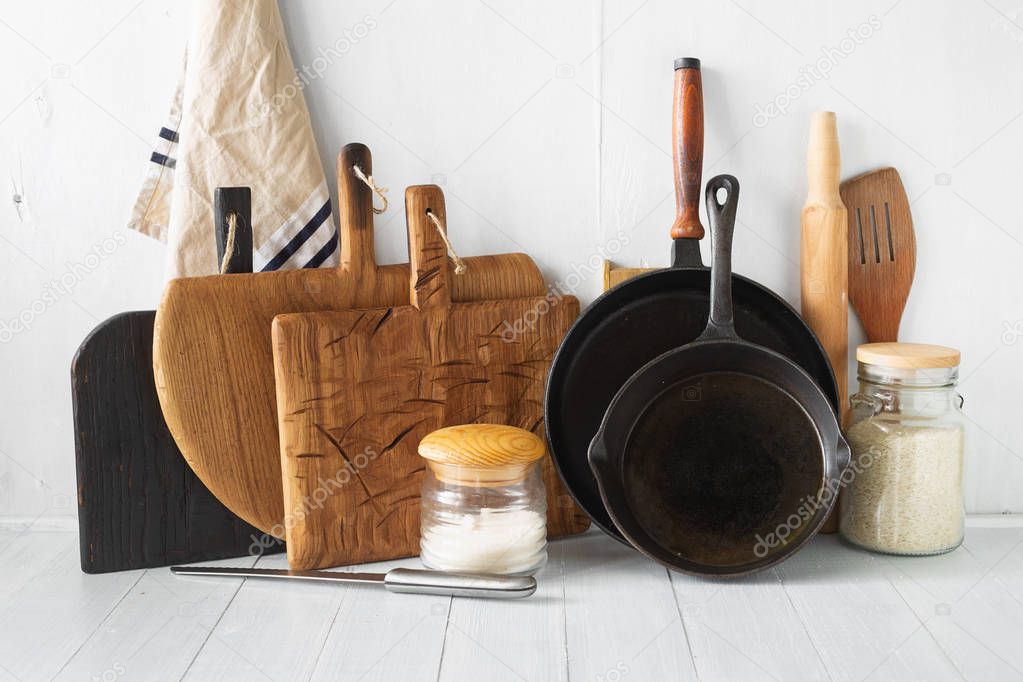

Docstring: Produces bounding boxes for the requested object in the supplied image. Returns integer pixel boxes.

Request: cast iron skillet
[544,60,838,541]
[589,175,849,576]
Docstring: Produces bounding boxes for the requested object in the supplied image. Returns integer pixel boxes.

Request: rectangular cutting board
[272,185,590,570]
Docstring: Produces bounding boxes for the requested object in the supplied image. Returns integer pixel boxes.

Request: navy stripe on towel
[304,229,338,268]
[261,200,332,271]
[159,127,179,143]
[150,152,176,169]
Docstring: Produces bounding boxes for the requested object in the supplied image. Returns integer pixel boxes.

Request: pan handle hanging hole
[714,186,728,206]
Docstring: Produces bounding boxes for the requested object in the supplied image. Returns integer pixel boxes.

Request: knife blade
[171,565,537,599]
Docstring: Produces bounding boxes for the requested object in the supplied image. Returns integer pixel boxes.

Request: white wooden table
[1,517,1022,682]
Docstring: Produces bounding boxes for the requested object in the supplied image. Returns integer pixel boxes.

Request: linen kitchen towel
[128,0,337,278]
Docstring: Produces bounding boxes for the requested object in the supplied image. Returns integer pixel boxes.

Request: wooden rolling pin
[801,112,848,533]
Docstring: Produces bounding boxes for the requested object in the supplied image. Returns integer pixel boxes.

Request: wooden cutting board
[272,185,590,570]
[73,190,281,573]
[153,144,548,536]
[73,312,280,572]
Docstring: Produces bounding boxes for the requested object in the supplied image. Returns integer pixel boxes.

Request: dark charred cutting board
[72,189,282,573]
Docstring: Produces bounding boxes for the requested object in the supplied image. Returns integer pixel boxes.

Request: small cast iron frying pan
[544,59,838,541]
[589,175,850,576]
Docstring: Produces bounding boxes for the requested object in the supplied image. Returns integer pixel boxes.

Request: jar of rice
[840,343,965,555]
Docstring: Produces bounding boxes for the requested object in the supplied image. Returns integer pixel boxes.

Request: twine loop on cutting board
[352,164,389,214]
[219,212,238,275]
[426,210,467,274]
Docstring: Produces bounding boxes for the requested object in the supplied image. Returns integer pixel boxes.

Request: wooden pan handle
[405,185,452,311]
[338,143,377,274]
[670,58,705,241]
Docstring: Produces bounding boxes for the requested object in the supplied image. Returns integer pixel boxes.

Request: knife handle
[384,568,537,599]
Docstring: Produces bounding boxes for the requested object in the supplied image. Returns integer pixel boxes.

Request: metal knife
[170,565,537,599]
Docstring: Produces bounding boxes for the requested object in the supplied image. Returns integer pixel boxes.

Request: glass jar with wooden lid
[840,342,965,555]
[418,424,548,575]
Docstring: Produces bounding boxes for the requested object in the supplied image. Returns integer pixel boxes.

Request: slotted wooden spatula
[840,167,916,342]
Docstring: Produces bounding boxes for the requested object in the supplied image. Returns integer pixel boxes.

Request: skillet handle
[701,175,740,340]
[670,58,705,241]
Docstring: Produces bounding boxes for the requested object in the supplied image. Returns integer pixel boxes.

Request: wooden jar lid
[856,342,960,369]
[418,424,546,486]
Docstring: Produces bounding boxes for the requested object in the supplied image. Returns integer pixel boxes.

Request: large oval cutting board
[153,144,551,535]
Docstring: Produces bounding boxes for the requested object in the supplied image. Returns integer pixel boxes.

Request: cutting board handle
[406,185,452,311]
[670,58,705,241]
[338,143,378,275]
[214,187,253,274]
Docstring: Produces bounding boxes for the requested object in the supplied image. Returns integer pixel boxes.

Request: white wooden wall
[0,0,1020,521]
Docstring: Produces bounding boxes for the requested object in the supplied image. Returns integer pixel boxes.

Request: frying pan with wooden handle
[589,175,849,575]
[544,59,838,542]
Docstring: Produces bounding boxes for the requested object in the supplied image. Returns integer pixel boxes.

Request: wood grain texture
[670,60,705,241]
[856,342,960,369]
[272,185,588,570]
[71,312,278,574]
[153,144,547,536]
[802,113,849,535]
[802,113,851,539]
[603,261,654,289]
[418,424,545,467]
[419,424,546,485]
[841,166,916,344]
[801,111,849,405]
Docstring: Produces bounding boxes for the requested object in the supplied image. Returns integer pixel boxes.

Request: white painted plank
[948,533,1023,676]
[670,567,831,681]
[561,531,698,680]
[181,551,344,682]
[2,525,1023,680]
[182,552,449,682]
[52,554,260,682]
[877,527,1023,680]
[0,530,143,681]
[880,527,1023,614]
[775,535,953,682]
[308,557,448,682]
[862,626,963,682]
[438,541,567,682]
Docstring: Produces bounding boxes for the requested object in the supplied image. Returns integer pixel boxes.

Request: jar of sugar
[840,343,965,555]
[418,424,548,575]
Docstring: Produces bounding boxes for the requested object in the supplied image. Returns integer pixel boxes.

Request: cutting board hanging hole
[214,187,253,274]
[352,164,389,214]
[219,213,238,274]
[426,209,466,274]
